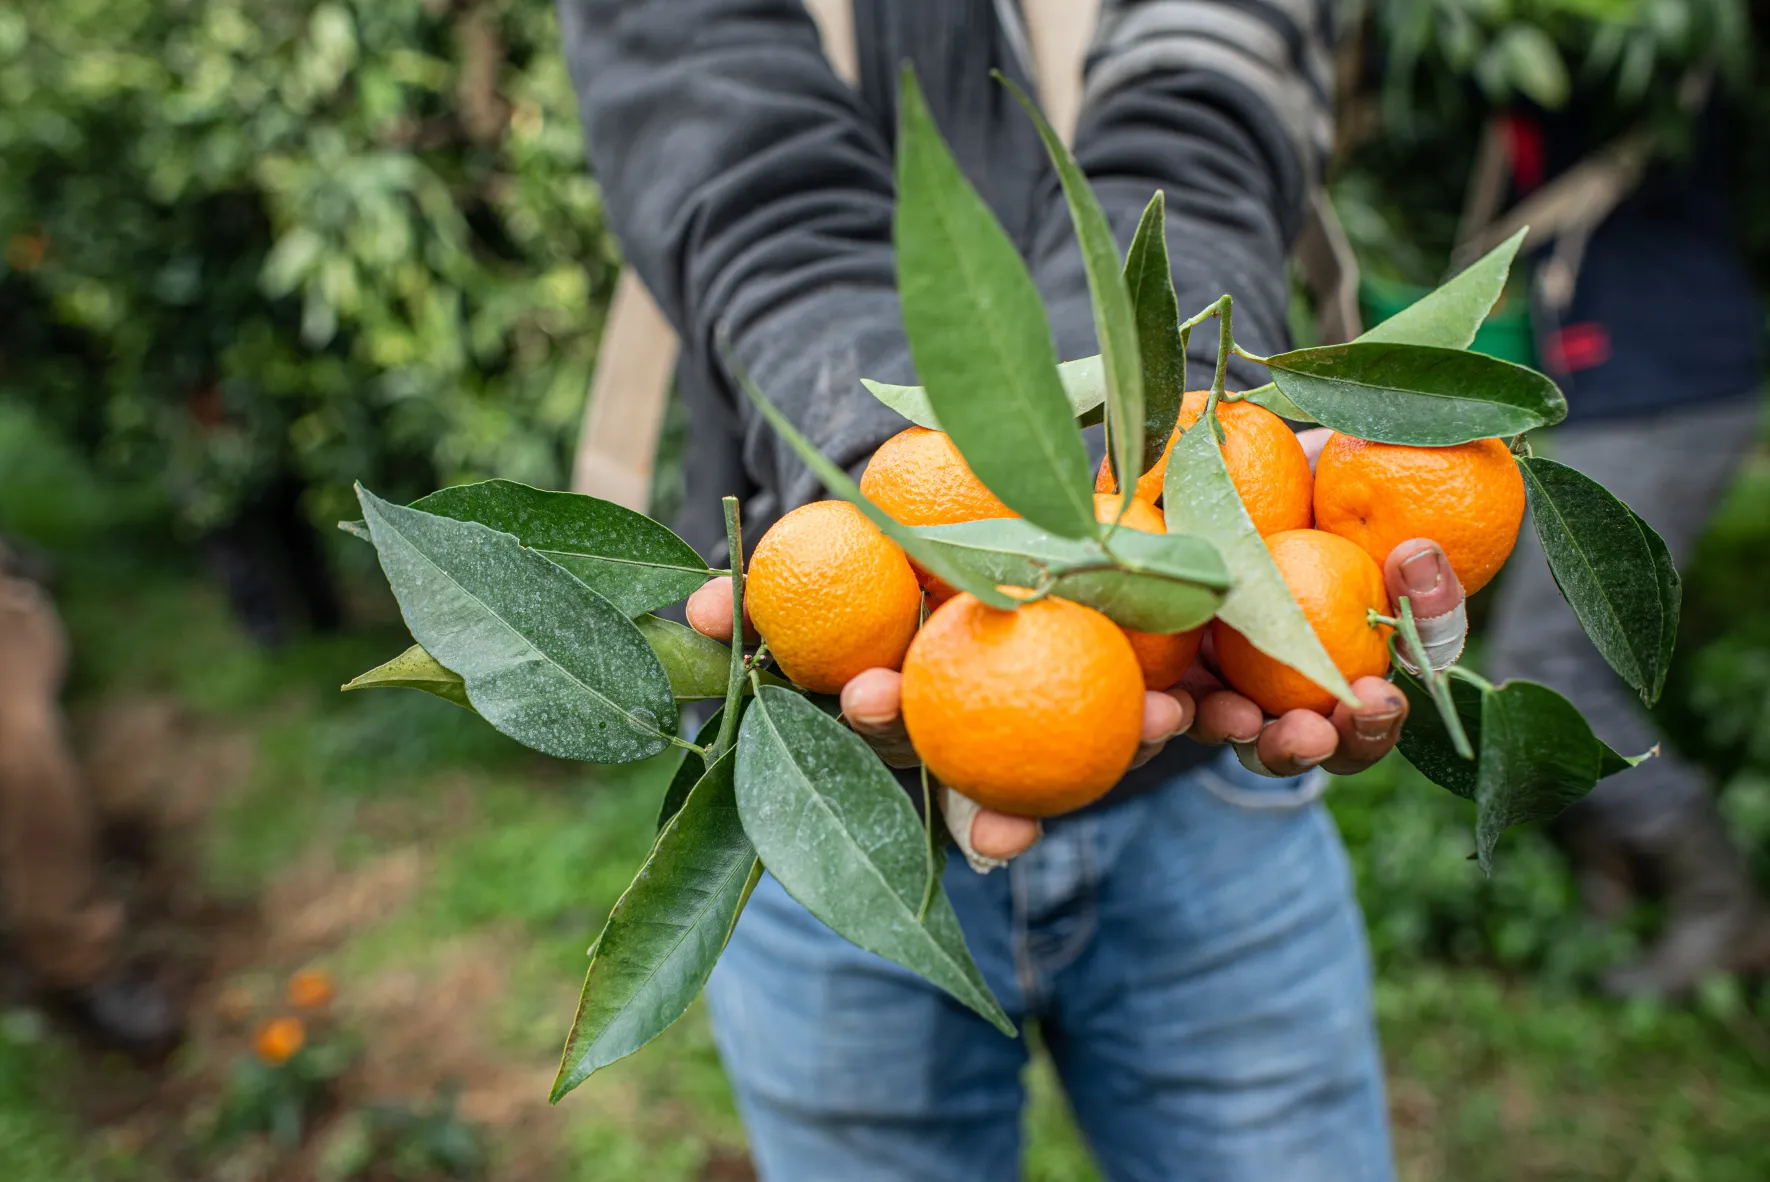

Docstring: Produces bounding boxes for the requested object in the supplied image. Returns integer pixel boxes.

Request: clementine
[1092,493,1203,690]
[1312,433,1525,594]
[1212,529,1392,715]
[1096,390,1313,536]
[900,591,1144,817]
[746,500,922,694]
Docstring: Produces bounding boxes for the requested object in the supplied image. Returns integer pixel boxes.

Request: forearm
[1035,0,1335,382]
[555,0,910,510]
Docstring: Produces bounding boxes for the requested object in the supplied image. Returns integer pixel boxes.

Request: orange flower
[255,1016,306,1066]
[286,969,336,1010]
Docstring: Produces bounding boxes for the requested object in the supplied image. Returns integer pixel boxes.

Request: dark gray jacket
[557,0,1334,793]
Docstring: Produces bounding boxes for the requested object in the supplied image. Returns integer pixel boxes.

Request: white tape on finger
[939,787,1020,875]
[1396,601,1468,674]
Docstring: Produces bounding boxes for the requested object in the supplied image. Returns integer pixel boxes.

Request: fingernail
[1294,753,1328,769]
[1355,709,1402,741]
[850,711,895,728]
[1400,548,1447,596]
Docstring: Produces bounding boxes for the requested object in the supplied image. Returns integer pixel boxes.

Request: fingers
[1190,689,1264,746]
[967,808,1042,861]
[1253,709,1339,777]
[1296,426,1334,473]
[1324,676,1410,775]
[1384,539,1463,620]
[839,668,919,768]
[685,577,758,643]
[1130,689,1194,770]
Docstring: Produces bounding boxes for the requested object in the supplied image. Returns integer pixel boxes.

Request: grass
[4,402,1770,1180]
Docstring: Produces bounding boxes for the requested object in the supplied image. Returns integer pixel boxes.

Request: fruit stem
[1393,595,1474,760]
[1204,295,1234,421]
[712,496,747,763]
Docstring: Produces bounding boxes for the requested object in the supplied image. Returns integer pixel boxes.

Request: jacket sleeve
[1033,0,1337,383]
[554,0,915,517]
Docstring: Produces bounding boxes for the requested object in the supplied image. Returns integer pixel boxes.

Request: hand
[685,577,1193,864]
[0,576,69,728]
[1179,537,1462,775]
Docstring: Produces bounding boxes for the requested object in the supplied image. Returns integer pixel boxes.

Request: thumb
[939,787,1041,873]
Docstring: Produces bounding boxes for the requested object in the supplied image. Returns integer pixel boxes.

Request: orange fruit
[1312,434,1525,594]
[1092,494,1202,690]
[1212,529,1393,715]
[254,1016,306,1066]
[746,500,922,694]
[861,426,1015,600]
[1095,390,1313,536]
[901,591,1145,816]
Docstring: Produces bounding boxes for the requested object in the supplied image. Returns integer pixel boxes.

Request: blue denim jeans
[705,750,1395,1181]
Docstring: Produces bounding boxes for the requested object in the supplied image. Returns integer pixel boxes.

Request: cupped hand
[684,577,1191,863]
[1179,536,1465,775]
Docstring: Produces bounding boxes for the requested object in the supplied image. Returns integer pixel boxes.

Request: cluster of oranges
[744,392,1525,817]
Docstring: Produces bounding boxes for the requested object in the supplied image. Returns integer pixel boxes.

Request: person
[0,539,181,1051]
[1484,98,1770,996]
[558,3,1456,1176]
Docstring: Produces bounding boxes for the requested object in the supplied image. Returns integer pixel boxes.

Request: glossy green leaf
[634,616,788,702]
[1474,680,1601,873]
[1633,504,1682,706]
[410,479,710,618]
[1359,229,1527,350]
[1163,422,1356,706]
[1264,342,1567,446]
[730,356,1018,609]
[1237,384,1316,423]
[658,708,728,831]
[1519,457,1675,705]
[1394,665,1484,800]
[909,518,1227,633]
[894,68,1095,539]
[1004,75,1143,526]
[551,748,759,1099]
[1396,666,1650,840]
[357,485,677,763]
[861,355,1105,432]
[735,686,1013,1035]
[341,644,473,711]
[1123,192,1186,477]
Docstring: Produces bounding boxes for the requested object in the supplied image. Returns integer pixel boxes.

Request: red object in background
[1544,322,1613,374]
[1502,112,1546,194]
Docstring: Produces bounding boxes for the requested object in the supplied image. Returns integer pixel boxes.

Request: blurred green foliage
[0,0,616,534]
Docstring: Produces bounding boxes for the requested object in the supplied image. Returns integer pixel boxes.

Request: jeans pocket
[1194,749,1331,812]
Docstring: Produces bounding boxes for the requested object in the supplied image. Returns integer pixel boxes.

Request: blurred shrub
[0,0,617,533]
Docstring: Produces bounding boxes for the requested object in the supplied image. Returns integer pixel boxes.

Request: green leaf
[1238,384,1316,423]
[658,708,728,831]
[1122,192,1186,477]
[357,485,678,763]
[338,518,372,542]
[1003,75,1143,527]
[410,479,710,618]
[1518,457,1675,705]
[1633,504,1682,706]
[634,615,788,702]
[341,644,473,711]
[729,355,1018,610]
[1474,680,1600,872]
[1359,229,1527,351]
[551,748,760,1100]
[1396,665,1650,814]
[909,518,1227,633]
[1394,665,1483,800]
[1163,422,1357,706]
[735,687,1013,1035]
[861,355,1105,432]
[1264,342,1567,445]
[894,68,1095,539]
